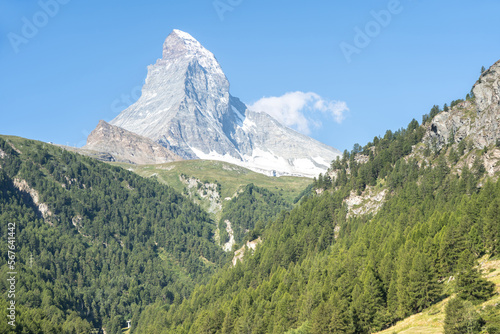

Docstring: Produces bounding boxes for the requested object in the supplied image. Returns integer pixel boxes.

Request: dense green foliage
[0,136,227,333]
[2,88,499,334]
[135,119,500,333]
[444,298,482,334]
[456,250,495,303]
[218,183,292,245]
[443,250,497,334]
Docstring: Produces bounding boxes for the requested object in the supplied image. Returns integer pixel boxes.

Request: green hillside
[376,258,500,334]
[116,160,310,249]
[133,112,500,333]
[218,183,293,247]
[0,135,227,333]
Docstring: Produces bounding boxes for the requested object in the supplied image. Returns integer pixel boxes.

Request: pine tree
[439,224,466,275]
[467,226,483,257]
[456,250,495,303]
[329,294,354,334]
[444,298,482,334]
[408,252,441,312]
[353,267,385,332]
[484,199,500,255]
[311,301,334,334]
[386,272,399,323]
[396,246,414,318]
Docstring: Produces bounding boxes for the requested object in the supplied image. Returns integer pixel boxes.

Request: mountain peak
[162,29,216,63]
[104,30,341,177]
[171,29,197,42]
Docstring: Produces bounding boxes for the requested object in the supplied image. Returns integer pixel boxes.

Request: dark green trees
[444,298,482,334]
[456,250,495,303]
[0,136,227,333]
[408,252,441,312]
[219,183,292,244]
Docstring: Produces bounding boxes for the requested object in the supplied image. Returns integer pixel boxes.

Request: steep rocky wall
[424,60,500,151]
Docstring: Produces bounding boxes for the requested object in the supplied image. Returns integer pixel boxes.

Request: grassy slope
[113,159,311,204]
[376,259,500,334]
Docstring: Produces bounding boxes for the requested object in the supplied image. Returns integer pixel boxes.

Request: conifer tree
[329,293,355,334]
[408,252,441,312]
[311,301,334,334]
[444,298,482,334]
[456,250,495,303]
[484,199,500,255]
[354,267,385,332]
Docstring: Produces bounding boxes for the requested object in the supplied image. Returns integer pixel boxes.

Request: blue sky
[1,0,500,152]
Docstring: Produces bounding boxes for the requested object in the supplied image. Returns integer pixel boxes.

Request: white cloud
[248,91,348,134]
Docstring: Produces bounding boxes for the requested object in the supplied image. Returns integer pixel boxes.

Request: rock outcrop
[232,237,262,266]
[13,178,52,222]
[424,60,500,151]
[84,120,182,165]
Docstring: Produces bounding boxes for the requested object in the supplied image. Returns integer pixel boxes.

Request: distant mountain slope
[86,29,340,177]
[83,120,182,164]
[218,183,293,247]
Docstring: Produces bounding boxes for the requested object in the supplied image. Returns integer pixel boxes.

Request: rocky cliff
[84,120,182,164]
[424,60,500,150]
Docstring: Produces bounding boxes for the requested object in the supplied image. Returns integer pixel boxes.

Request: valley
[116,160,310,215]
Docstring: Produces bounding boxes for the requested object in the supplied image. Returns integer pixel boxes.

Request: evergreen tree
[311,301,334,334]
[456,250,495,303]
[408,252,441,312]
[329,293,354,334]
[429,105,441,119]
[444,298,482,334]
[353,267,385,332]
[484,198,500,255]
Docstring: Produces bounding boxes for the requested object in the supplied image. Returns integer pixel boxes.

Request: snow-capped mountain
[90,29,341,177]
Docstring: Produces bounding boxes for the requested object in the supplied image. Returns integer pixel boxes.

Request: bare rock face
[474,60,500,113]
[424,60,500,151]
[84,120,182,164]
[13,178,53,222]
[96,29,340,177]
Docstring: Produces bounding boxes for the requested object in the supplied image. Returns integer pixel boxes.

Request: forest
[134,115,500,333]
[218,183,292,246]
[0,136,227,333]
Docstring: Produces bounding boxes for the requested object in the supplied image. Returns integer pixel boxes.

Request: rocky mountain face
[84,120,182,164]
[424,60,500,150]
[86,29,340,177]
